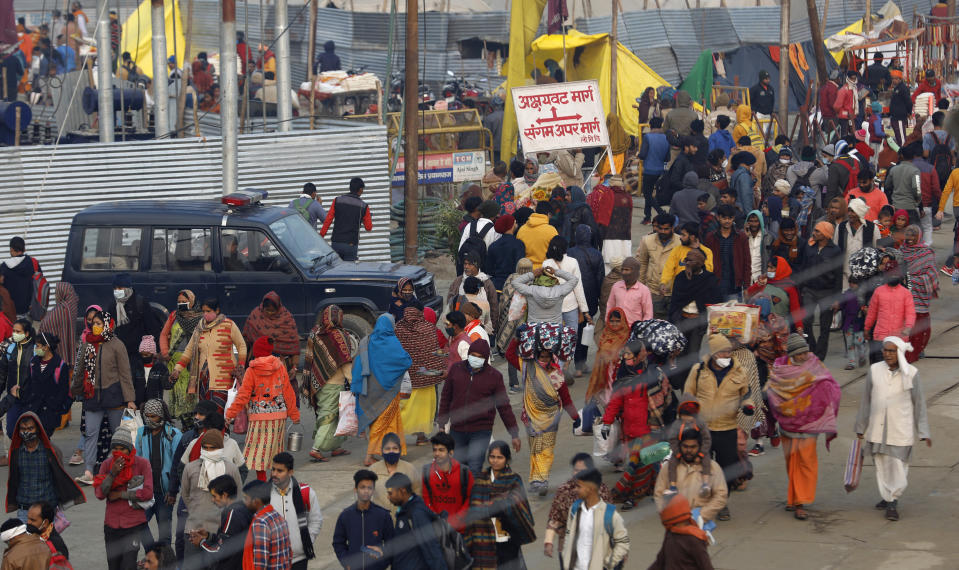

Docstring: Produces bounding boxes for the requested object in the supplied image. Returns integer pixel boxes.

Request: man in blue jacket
[386,473,445,569]
[135,398,183,550]
[332,469,394,570]
[638,117,670,223]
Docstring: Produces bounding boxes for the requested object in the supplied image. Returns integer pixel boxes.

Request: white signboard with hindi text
[511,80,609,154]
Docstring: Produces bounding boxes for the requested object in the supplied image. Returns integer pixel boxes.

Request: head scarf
[901,228,938,310]
[607,113,630,154]
[197,429,227,489]
[37,281,79,364]
[242,291,299,356]
[389,277,423,321]
[352,314,412,394]
[307,305,359,392]
[395,307,446,388]
[585,308,630,402]
[809,220,835,244]
[173,289,203,341]
[524,158,539,186]
[881,336,917,389]
[80,311,115,400]
[847,197,869,220]
[493,181,516,216]
[659,493,709,541]
[422,307,448,349]
[893,209,909,226]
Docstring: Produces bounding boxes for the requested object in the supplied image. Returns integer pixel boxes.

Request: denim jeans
[83,408,124,473]
[331,241,359,261]
[141,499,174,551]
[451,429,493,476]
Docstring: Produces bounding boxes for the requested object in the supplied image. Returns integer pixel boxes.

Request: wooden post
[864,0,872,33]
[307,0,318,81]
[403,0,418,264]
[806,0,829,86]
[821,0,830,32]
[176,0,194,137]
[779,0,790,135]
[14,106,21,146]
[609,0,618,116]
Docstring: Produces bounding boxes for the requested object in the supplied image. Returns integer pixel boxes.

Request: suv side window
[220,229,292,274]
[151,228,212,272]
[79,227,143,271]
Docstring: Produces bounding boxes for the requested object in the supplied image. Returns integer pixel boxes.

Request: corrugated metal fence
[0,126,392,283]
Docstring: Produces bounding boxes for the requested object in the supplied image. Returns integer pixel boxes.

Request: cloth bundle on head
[111,427,134,452]
[493,214,515,234]
[252,336,274,359]
[517,322,576,361]
[849,247,881,280]
[607,256,625,270]
[786,333,809,356]
[708,333,733,355]
[532,171,563,191]
[629,319,688,357]
[139,335,156,354]
[855,129,867,142]
[847,198,869,220]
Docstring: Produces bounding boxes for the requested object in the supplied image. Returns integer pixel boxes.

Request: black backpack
[789,165,815,198]
[929,132,954,188]
[420,509,473,570]
[457,220,492,272]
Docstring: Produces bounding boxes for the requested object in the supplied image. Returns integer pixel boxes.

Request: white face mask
[779,158,790,164]
[767,271,777,278]
[467,355,485,369]
[113,289,125,299]
[714,357,732,368]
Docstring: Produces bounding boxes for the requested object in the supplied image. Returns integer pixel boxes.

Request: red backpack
[833,157,860,196]
[46,539,73,570]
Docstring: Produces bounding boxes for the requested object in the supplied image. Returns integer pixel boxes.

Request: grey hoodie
[670,171,704,226]
[512,268,579,324]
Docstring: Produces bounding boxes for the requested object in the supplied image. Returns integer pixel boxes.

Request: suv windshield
[269,214,337,271]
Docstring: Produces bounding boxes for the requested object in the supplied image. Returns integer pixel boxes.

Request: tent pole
[609,0,618,116]
[806,0,828,86]
[779,0,790,135]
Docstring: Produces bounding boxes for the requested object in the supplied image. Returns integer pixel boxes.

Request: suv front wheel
[341,312,373,341]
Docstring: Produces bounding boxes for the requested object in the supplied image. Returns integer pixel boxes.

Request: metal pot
[287,430,303,452]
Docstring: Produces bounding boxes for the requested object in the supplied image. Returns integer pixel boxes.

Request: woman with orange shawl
[581,308,630,433]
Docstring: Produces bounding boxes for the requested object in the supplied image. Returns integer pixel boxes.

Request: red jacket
[703,229,751,288]
[602,380,651,440]
[819,80,839,119]
[912,79,942,103]
[833,85,856,119]
[422,459,474,533]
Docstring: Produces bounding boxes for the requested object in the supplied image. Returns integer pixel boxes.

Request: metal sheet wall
[0,127,392,284]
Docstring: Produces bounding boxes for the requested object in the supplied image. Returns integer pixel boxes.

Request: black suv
[61,194,442,338]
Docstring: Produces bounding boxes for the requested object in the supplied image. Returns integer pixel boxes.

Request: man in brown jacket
[684,334,752,521]
[636,213,681,319]
[0,518,51,569]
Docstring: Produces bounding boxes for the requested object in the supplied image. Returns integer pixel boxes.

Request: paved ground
[5,200,959,569]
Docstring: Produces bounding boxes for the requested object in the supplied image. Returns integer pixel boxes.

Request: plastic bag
[592,423,611,457]
[399,372,412,399]
[334,391,358,437]
[119,409,142,441]
[581,324,596,349]
[844,438,864,493]
[507,292,527,322]
[225,379,249,434]
[225,379,240,412]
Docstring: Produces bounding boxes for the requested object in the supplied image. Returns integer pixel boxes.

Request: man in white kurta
[854,337,931,521]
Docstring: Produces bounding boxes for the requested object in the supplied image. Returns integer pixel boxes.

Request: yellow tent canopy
[119,0,187,81]
[827,19,864,64]
[502,29,671,160]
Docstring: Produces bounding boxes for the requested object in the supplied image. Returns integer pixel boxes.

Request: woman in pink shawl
[766,333,841,521]
[901,225,938,362]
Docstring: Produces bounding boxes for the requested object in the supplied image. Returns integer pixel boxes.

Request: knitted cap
[493,214,515,234]
[138,335,156,354]
[707,334,732,355]
[110,428,134,452]
[200,429,224,450]
[787,333,809,356]
[252,336,274,359]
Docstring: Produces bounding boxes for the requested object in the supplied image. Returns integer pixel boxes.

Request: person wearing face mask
[765,334,841,521]
[20,333,71,437]
[388,277,422,322]
[67,305,103,468]
[864,263,916,363]
[6,412,86,526]
[332,469,393,570]
[70,311,136,486]
[160,290,203,425]
[438,339,521,477]
[684,334,753,521]
[134,398,183,550]
[179,429,241,569]
[94,428,154,570]
[226,337,301,483]
[241,291,300,381]
[107,273,164,390]
[0,517,51,569]
[368,432,419,519]
[0,319,37,437]
[26,501,69,564]
[174,298,247,416]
